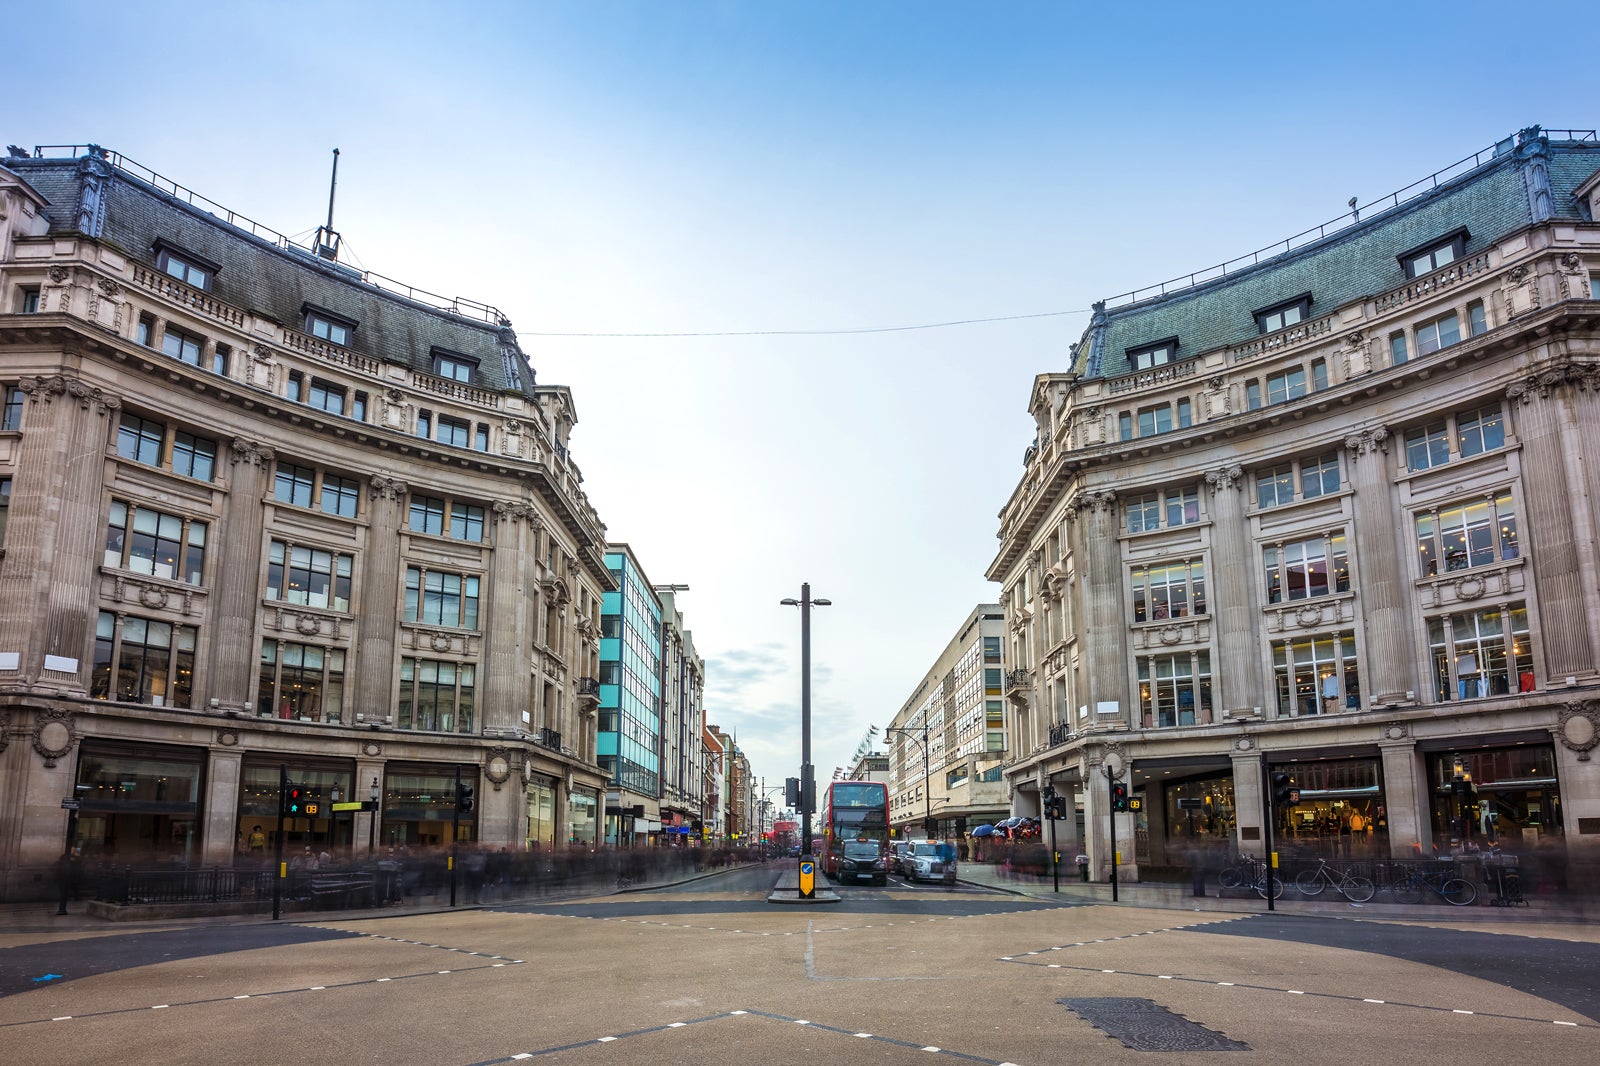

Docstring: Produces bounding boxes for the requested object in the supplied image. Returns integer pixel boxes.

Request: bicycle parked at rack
[1294,859,1375,902]
[1217,854,1265,889]
[1389,865,1476,906]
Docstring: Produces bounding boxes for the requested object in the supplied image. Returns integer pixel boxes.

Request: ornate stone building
[0,145,612,898]
[989,127,1600,882]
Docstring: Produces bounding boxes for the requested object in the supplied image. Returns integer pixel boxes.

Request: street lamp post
[781,583,831,867]
[879,722,932,840]
[368,777,380,856]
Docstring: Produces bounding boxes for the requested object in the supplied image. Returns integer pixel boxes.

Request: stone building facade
[988,127,1600,882]
[0,145,612,898]
[884,605,1008,841]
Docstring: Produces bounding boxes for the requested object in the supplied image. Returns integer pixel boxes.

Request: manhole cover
[1059,997,1250,1052]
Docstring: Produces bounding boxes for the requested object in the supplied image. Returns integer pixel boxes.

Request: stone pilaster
[1343,427,1416,704]
[1378,731,1429,857]
[351,475,408,718]
[1229,748,1266,857]
[0,376,120,692]
[1507,366,1597,680]
[483,501,539,734]
[201,746,243,864]
[207,438,274,711]
[1066,489,1127,726]
[1204,464,1265,713]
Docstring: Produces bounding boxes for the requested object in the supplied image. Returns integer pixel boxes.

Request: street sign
[60,800,80,810]
[332,801,364,812]
[798,859,815,899]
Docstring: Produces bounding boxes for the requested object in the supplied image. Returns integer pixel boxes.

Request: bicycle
[1390,866,1476,906]
[1218,854,1266,889]
[1294,859,1375,902]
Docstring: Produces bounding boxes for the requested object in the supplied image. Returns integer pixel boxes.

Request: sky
[14,1,1561,796]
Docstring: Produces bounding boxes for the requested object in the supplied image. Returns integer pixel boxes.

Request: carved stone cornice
[1204,464,1244,491]
[368,474,408,501]
[20,374,119,416]
[229,437,276,468]
[1342,426,1390,458]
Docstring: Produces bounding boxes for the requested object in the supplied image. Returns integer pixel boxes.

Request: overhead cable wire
[521,307,1091,338]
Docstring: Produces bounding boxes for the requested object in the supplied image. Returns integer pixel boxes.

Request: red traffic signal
[1110,782,1129,812]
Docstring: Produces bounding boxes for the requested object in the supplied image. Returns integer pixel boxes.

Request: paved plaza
[1,865,1596,1065]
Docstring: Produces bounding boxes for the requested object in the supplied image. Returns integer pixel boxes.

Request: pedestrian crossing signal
[287,786,303,815]
[1110,782,1129,812]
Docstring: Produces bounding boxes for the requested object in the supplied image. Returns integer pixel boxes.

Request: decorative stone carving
[362,741,382,757]
[1453,576,1486,601]
[1556,701,1599,760]
[48,266,69,283]
[1506,360,1596,405]
[369,474,408,501]
[1066,489,1116,520]
[430,631,452,653]
[1204,464,1244,491]
[296,615,321,635]
[1343,426,1390,457]
[252,344,272,361]
[493,499,540,525]
[229,437,276,468]
[1294,605,1323,629]
[216,728,240,746]
[96,277,120,297]
[1501,264,1542,317]
[139,586,167,610]
[20,374,119,416]
[1234,736,1255,751]
[31,709,76,767]
[1159,625,1181,645]
[486,747,512,788]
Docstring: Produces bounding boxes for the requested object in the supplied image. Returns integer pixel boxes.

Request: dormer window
[1127,336,1179,372]
[1253,293,1312,334]
[431,348,478,383]
[153,241,218,291]
[1398,227,1469,280]
[303,305,356,347]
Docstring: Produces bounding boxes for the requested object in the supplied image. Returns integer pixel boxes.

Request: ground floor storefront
[1006,703,1598,885]
[0,700,609,901]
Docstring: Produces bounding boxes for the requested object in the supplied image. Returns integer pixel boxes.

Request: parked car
[905,841,957,885]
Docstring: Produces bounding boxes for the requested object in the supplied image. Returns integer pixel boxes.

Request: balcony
[1105,357,1198,396]
[131,264,245,329]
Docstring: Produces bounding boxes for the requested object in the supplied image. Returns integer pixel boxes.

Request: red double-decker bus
[819,780,889,885]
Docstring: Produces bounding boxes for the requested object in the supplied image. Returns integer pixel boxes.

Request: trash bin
[1075,854,1089,882]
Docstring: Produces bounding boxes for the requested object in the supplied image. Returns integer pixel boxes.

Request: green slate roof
[1078,133,1600,380]
[7,151,536,399]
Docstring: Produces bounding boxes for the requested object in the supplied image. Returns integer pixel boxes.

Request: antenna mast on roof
[314,148,341,262]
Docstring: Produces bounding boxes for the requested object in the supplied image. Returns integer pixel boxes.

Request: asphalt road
[0,863,1593,1066]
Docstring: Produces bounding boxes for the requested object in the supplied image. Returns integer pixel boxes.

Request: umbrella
[970,824,996,837]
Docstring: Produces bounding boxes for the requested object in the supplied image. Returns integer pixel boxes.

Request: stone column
[201,747,244,865]
[1343,427,1417,704]
[1067,490,1128,725]
[351,475,408,719]
[1205,464,1265,713]
[1507,369,1597,680]
[1229,749,1266,858]
[483,503,538,734]
[356,759,385,856]
[1379,734,1429,858]
[207,438,274,712]
[0,376,120,692]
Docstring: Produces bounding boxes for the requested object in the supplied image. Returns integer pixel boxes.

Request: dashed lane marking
[459,1008,1028,1065]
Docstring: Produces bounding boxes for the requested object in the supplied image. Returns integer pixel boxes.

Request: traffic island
[766,860,841,904]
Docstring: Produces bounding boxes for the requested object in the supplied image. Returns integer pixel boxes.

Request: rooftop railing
[23,144,512,328]
[1100,128,1597,312]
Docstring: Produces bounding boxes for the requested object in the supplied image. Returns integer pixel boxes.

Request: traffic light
[1042,783,1065,820]
[287,785,303,816]
[456,780,475,814]
[1110,782,1129,812]
[1270,771,1298,809]
[786,777,801,808]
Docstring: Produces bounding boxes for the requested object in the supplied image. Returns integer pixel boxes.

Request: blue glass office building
[599,547,662,842]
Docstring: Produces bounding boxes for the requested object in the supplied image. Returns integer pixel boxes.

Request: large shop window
[1131,558,1206,622]
[1427,603,1533,701]
[266,541,353,612]
[1273,631,1360,716]
[91,611,196,707]
[1138,651,1212,727]
[1415,492,1518,576]
[397,657,477,732]
[104,500,207,585]
[73,741,204,863]
[259,640,347,721]
[569,790,599,846]
[1264,533,1349,603]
